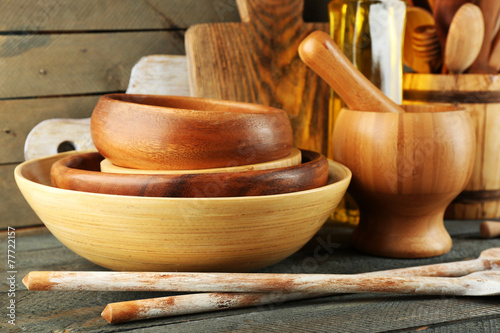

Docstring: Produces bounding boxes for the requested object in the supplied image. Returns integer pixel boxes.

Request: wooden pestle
[298,31,404,113]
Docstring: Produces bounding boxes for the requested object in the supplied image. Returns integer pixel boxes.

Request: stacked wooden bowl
[51,94,331,198]
[15,94,352,272]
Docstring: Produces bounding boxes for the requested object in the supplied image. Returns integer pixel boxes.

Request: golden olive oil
[328,0,406,225]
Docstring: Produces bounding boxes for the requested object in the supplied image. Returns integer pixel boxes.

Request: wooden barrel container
[403,73,500,219]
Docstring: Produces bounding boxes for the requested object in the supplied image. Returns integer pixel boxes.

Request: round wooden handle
[298,31,403,113]
[480,221,500,238]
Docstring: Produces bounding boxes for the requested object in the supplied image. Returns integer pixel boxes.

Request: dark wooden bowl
[50,150,329,197]
[90,94,294,170]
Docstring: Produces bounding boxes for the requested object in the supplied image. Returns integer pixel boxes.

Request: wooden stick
[101,292,315,324]
[21,270,499,295]
[23,248,500,292]
[23,249,500,324]
[480,221,500,238]
[100,252,500,323]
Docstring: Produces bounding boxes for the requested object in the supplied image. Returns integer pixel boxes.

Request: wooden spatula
[185,0,330,153]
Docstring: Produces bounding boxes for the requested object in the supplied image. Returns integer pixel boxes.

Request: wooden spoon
[445,3,485,74]
[22,270,500,296]
[298,31,404,113]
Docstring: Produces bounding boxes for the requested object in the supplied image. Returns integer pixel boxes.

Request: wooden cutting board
[185,0,330,155]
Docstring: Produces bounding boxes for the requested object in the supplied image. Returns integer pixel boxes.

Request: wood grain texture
[0,96,99,164]
[432,0,473,54]
[185,0,331,154]
[0,32,184,98]
[22,270,500,296]
[15,151,350,271]
[0,0,296,231]
[90,94,293,170]
[50,150,328,197]
[23,55,191,162]
[24,118,96,161]
[0,163,42,229]
[126,55,190,96]
[468,0,500,73]
[444,3,484,74]
[404,73,500,219]
[332,104,476,258]
[0,0,241,31]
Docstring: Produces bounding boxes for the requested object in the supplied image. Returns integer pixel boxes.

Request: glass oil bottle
[328,0,406,225]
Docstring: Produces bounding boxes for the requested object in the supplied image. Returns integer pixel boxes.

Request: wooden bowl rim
[16,150,352,201]
[50,149,328,197]
[100,93,288,115]
[91,94,294,170]
[100,148,302,175]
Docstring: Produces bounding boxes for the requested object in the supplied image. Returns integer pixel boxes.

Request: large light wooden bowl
[333,104,475,258]
[91,94,293,170]
[15,151,351,272]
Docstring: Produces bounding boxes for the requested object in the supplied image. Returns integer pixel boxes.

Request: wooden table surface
[2,220,500,332]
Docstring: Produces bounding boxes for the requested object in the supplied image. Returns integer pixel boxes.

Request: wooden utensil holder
[404,73,500,220]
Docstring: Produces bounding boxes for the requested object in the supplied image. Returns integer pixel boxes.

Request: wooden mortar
[332,104,475,258]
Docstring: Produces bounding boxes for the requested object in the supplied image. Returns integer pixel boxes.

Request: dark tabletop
[2,220,500,333]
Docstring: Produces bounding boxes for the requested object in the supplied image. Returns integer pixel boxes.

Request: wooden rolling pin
[100,247,500,323]
[22,271,500,295]
[23,248,500,323]
[101,292,314,324]
[480,221,500,238]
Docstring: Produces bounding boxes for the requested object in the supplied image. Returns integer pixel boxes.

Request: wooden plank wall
[0,0,328,229]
